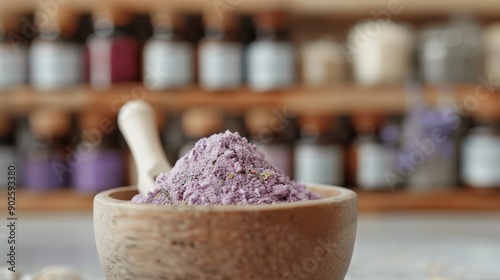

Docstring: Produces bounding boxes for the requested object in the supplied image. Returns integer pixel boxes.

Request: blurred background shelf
[1,84,499,116]
[4,0,500,17]
[4,188,500,212]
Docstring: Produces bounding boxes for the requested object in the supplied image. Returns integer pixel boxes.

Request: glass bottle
[483,23,500,84]
[461,119,500,188]
[246,108,296,177]
[354,115,399,190]
[0,115,17,188]
[71,112,125,193]
[30,9,83,90]
[87,6,139,88]
[294,116,344,186]
[198,10,242,90]
[143,11,193,90]
[21,110,71,191]
[223,113,249,139]
[180,108,223,158]
[348,20,413,86]
[301,36,346,87]
[419,15,482,83]
[0,14,27,90]
[162,114,185,164]
[247,11,295,91]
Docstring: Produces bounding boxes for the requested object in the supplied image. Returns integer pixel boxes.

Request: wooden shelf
[3,187,500,212]
[1,84,499,117]
[2,0,500,16]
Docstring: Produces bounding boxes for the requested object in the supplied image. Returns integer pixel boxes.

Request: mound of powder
[132,131,319,205]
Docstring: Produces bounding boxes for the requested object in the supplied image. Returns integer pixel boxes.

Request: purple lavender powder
[132,131,319,205]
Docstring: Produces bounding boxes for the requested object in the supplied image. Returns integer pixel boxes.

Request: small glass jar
[21,110,72,191]
[247,11,295,92]
[143,11,193,90]
[461,121,500,188]
[0,115,17,188]
[0,16,27,90]
[246,108,296,177]
[419,15,482,83]
[484,23,500,84]
[87,7,140,88]
[348,20,413,86]
[30,10,83,90]
[354,115,399,190]
[199,11,242,90]
[301,36,346,87]
[71,112,125,193]
[294,116,344,186]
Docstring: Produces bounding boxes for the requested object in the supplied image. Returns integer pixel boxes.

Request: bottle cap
[35,7,77,36]
[245,108,275,133]
[182,108,223,138]
[0,114,13,135]
[29,109,71,139]
[298,115,331,136]
[203,6,239,32]
[93,4,131,28]
[254,11,288,30]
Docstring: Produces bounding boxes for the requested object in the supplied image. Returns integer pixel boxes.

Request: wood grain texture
[2,0,500,16]
[93,185,358,280]
[0,84,499,117]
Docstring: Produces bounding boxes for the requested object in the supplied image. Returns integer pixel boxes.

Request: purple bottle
[21,110,72,191]
[87,7,139,88]
[71,113,124,193]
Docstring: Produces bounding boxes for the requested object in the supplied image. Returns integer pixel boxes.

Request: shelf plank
[1,84,499,117]
[2,0,499,16]
[2,187,500,212]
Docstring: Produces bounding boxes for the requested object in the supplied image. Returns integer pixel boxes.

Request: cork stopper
[203,6,239,32]
[151,9,185,31]
[79,111,117,130]
[352,114,384,134]
[182,108,223,138]
[254,11,288,30]
[93,4,131,28]
[245,108,275,134]
[0,114,13,135]
[0,13,19,34]
[29,109,71,139]
[35,7,77,36]
[298,115,332,136]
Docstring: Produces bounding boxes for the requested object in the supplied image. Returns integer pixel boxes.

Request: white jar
[0,44,27,90]
[301,37,346,87]
[348,20,413,86]
[247,41,295,91]
[294,143,343,185]
[356,141,396,190]
[461,126,500,188]
[143,39,193,90]
[199,42,242,90]
[30,40,83,90]
[484,23,500,84]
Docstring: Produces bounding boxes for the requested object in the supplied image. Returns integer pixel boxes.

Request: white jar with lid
[461,125,500,188]
[484,23,500,84]
[348,20,413,86]
[301,36,346,87]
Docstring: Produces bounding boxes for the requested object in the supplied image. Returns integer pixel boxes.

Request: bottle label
[0,44,27,89]
[144,41,193,89]
[199,42,242,90]
[462,135,500,187]
[294,144,343,185]
[0,147,17,187]
[89,37,112,88]
[247,41,295,91]
[356,142,395,190]
[30,41,83,89]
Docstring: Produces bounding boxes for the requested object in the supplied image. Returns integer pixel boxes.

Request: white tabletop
[2,212,499,279]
